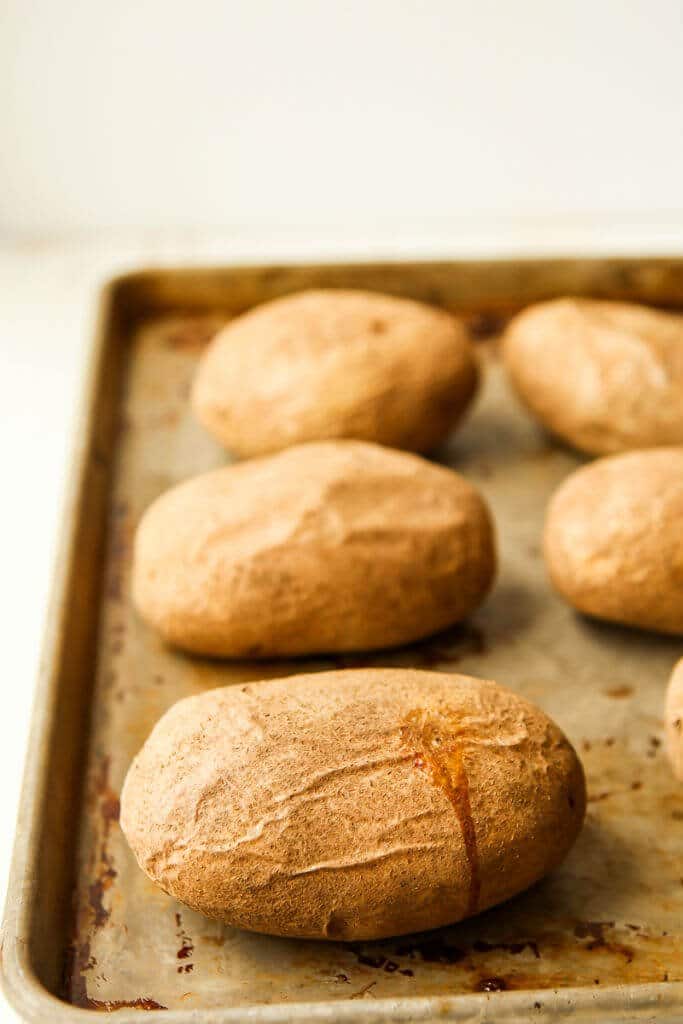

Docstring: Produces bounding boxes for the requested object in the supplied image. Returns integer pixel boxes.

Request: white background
[2,1,683,1020]
[3,0,683,234]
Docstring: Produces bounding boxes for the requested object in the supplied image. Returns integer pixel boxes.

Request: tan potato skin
[503,298,683,456]
[544,448,683,635]
[665,659,683,781]
[132,440,496,657]
[120,669,586,940]
[191,289,479,457]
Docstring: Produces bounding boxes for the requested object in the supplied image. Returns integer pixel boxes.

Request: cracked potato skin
[132,440,496,657]
[544,448,683,635]
[503,298,683,456]
[120,669,586,940]
[191,289,479,457]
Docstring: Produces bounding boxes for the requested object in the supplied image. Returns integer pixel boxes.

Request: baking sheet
[4,259,683,1022]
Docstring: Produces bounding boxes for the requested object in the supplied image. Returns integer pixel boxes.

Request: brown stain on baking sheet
[388,933,540,968]
[175,911,195,974]
[64,941,95,1007]
[589,779,642,803]
[394,935,467,964]
[349,945,419,974]
[477,976,508,992]
[362,919,647,992]
[604,685,634,699]
[65,756,124,1005]
[574,921,634,963]
[88,756,121,930]
[401,710,480,916]
[76,996,167,1011]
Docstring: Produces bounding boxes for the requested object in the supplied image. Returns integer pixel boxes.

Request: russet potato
[192,289,479,457]
[132,440,496,657]
[504,298,683,455]
[120,669,586,940]
[544,448,683,635]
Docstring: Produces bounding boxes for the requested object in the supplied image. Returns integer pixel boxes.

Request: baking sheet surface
[65,301,683,1013]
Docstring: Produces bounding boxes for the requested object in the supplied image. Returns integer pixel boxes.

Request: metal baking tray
[4,258,683,1023]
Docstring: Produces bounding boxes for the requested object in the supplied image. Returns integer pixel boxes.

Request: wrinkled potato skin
[132,440,496,657]
[120,669,586,940]
[503,298,683,455]
[544,448,683,635]
[192,289,479,457]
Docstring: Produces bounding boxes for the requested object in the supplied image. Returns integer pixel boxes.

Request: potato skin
[132,440,496,657]
[120,669,586,940]
[191,289,479,457]
[665,659,683,780]
[544,448,683,635]
[503,298,683,455]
